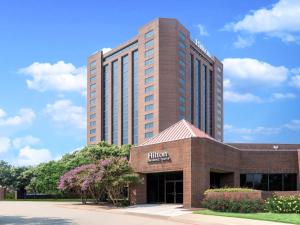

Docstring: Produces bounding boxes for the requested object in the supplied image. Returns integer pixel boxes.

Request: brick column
[130,174,147,205]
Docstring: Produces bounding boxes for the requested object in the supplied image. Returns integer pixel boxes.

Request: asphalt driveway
[0,201,292,225]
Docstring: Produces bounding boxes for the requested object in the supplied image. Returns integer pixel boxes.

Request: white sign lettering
[148,152,170,163]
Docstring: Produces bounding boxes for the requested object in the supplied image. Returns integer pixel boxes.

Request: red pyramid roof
[140,119,214,146]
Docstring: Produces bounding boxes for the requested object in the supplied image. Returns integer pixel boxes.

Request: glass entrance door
[165,181,183,203]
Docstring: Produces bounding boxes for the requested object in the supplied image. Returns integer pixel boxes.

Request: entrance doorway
[147,171,183,204]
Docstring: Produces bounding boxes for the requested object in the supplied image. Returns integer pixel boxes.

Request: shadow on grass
[0,215,72,225]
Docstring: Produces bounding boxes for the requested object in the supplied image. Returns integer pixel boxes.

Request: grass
[194,210,300,225]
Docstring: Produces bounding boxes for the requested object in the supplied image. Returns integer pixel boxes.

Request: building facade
[87,18,223,146]
[130,120,300,208]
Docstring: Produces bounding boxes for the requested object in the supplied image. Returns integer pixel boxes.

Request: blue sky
[0,0,299,165]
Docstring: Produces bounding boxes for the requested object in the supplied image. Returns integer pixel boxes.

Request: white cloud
[223,79,232,89]
[233,35,255,48]
[222,58,288,86]
[224,91,262,103]
[290,75,300,88]
[44,99,86,129]
[19,61,86,93]
[225,124,281,135]
[225,0,300,43]
[12,135,40,149]
[0,137,11,154]
[102,48,112,54]
[271,92,296,100]
[197,24,209,36]
[284,119,300,131]
[0,108,35,127]
[17,146,52,166]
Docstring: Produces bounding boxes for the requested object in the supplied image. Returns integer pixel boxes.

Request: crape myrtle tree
[26,142,132,195]
[58,157,140,206]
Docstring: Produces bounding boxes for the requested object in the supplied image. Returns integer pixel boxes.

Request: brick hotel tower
[87,18,223,145]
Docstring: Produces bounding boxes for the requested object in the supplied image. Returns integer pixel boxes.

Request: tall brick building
[87,17,300,208]
[87,18,223,145]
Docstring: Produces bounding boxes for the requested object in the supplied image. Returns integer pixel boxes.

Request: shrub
[204,188,256,195]
[4,191,15,200]
[202,198,265,213]
[266,195,300,213]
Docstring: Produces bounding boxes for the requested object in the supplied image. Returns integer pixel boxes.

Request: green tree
[0,160,12,188]
[26,142,131,194]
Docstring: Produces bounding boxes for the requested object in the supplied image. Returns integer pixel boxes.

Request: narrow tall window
[201,64,207,131]
[190,54,194,123]
[112,61,118,144]
[122,55,129,144]
[102,65,109,141]
[195,59,200,128]
[132,50,139,144]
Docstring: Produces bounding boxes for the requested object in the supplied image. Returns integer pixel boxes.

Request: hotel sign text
[148,152,170,163]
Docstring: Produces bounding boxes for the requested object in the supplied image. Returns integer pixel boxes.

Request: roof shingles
[140,119,213,146]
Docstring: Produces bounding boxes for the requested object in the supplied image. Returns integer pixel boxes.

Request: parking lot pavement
[119,204,192,217]
[0,201,293,225]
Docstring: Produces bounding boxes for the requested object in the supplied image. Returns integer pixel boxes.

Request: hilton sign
[148,152,170,163]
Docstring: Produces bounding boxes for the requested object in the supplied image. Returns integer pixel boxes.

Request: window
[122,55,129,144]
[90,91,96,98]
[145,122,153,129]
[145,67,154,75]
[201,64,207,131]
[90,99,96,106]
[90,83,96,90]
[179,41,186,49]
[145,131,153,138]
[145,85,154,93]
[145,30,154,39]
[145,48,154,58]
[179,60,185,67]
[194,59,200,128]
[145,39,154,48]
[90,106,96,112]
[112,60,118,144]
[190,54,194,123]
[90,76,96,83]
[90,136,96,142]
[90,68,96,75]
[90,61,96,69]
[132,50,139,144]
[90,113,96,119]
[145,76,154,84]
[145,113,153,120]
[145,94,154,102]
[145,104,154,111]
[102,64,109,141]
[90,121,96,126]
[145,58,154,66]
[179,50,185,59]
[90,129,96,134]
[179,31,186,41]
[240,173,297,191]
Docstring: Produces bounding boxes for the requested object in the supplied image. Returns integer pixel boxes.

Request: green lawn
[194,210,300,225]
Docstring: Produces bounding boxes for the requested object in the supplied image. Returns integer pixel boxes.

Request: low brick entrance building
[130,119,300,208]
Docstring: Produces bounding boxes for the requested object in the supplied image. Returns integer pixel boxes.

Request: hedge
[266,195,300,213]
[204,188,256,195]
[202,198,265,213]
